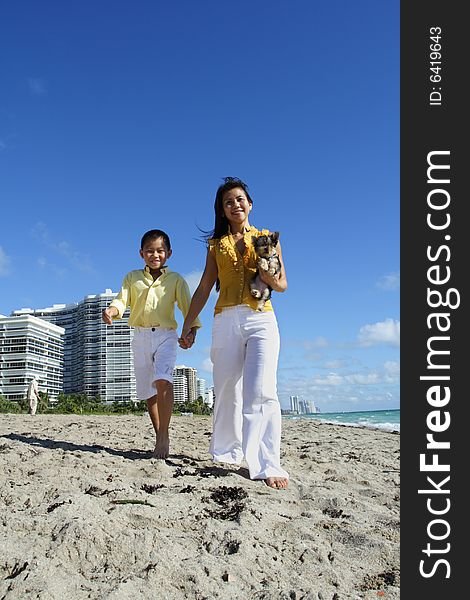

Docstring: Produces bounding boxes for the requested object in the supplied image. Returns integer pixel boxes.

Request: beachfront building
[290,395,300,413]
[196,377,206,400]
[12,290,136,403]
[204,386,214,409]
[173,372,188,404]
[0,314,64,402]
[173,365,198,403]
[287,395,318,415]
[13,303,78,393]
[306,399,318,414]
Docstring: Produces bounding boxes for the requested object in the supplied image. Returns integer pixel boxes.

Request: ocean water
[283,409,400,433]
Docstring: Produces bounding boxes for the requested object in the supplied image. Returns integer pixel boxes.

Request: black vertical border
[401,1,466,597]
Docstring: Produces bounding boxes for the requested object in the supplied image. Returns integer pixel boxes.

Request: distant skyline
[0,1,399,412]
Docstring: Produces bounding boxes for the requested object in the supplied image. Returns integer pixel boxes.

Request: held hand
[178,336,188,349]
[178,327,197,349]
[178,331,195,349]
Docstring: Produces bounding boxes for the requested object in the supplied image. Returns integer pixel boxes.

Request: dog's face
[252,232,279,257]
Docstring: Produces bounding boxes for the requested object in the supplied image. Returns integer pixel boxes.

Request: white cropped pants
[210,305,288,480]
[132,327,178,399]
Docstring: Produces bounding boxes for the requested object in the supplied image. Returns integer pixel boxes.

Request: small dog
[250,232,281,311]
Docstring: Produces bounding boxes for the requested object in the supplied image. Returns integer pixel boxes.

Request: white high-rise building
[173,373,188,404]
[298,397,308,415]
[173,365,197,402]
[205,387,214,408]
[12,290,136,403]
[289,395,316,414]
[196,377,206,400]
[290,395,299,413]
[306,399,317,414]
[13,303,79,393]
[0,314,64,401]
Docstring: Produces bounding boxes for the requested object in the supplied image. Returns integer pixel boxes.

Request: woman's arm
[179,249,218,348]
[258,239,288,292]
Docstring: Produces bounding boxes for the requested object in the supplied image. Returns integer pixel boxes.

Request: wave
[283,410,400,433]
[312,418,399,433]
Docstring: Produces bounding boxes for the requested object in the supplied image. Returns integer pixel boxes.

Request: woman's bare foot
[152,434,170,459]
[265,477,288,489]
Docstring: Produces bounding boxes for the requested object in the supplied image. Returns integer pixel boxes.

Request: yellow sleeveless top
[208,225,274,315]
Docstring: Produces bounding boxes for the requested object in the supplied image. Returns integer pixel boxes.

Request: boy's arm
[102,274,130,324]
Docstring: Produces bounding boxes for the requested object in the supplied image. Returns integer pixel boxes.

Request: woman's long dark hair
[201,176,253,291]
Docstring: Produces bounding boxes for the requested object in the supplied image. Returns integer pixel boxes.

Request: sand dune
[0,414,399,599]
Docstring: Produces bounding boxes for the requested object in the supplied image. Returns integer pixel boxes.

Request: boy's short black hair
[140,229,171,251]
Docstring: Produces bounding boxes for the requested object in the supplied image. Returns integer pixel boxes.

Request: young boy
[102,229,201,458]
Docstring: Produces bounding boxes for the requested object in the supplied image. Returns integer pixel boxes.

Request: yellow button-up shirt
[109,266,202,329]
[209,225,274,315]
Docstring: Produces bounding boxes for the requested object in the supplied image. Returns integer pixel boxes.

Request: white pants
[210,305,288,480]
[132,327,178,399]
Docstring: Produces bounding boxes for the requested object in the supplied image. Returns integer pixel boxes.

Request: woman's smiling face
[222,187,252,225]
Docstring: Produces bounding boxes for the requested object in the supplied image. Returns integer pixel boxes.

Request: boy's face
[140,237,171,273]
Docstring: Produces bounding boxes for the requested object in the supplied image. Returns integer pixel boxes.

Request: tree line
[0,392,212,416]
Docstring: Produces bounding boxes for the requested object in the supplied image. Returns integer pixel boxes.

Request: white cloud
[358,318,400,347]
[384,360,400,376]
[345,372,381,385]
[278,365,400,413]
[303,337,329,350]
[323,359,347,369]
[383,360,400,382]
[0,246,11,276]
[31,222,95,274]
[201,357,213,373]
[313,373,343,386]
[377,272,400,291]
[278,378,398,413]
[304,361,398,389]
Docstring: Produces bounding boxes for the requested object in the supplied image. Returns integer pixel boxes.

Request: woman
[180,177,289,489]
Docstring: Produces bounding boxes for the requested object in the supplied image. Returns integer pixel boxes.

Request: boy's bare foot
[265,477,288,489]
[152,434,170,459]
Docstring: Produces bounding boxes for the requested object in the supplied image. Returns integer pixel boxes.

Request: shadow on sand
[1,434,252,480]
[2,432,154,460]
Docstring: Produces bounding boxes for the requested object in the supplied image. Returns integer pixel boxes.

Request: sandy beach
[0,414,399,599]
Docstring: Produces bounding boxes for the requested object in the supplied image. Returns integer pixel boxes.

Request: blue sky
[0,1,399,412]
